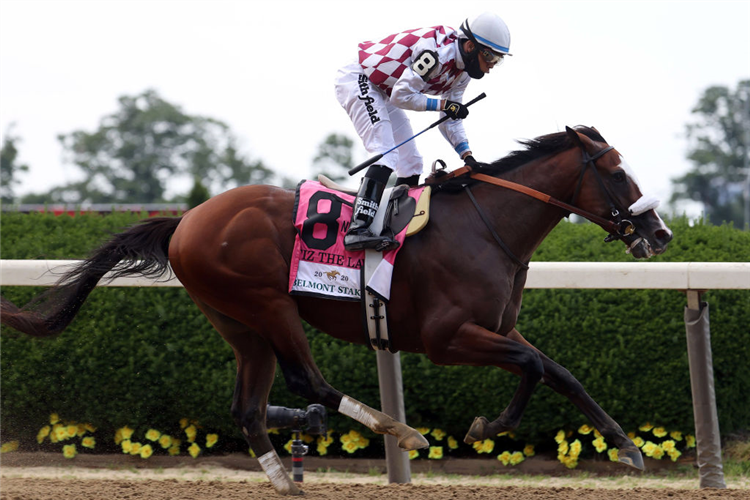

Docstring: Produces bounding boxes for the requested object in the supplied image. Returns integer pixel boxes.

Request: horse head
[565,127,673,259]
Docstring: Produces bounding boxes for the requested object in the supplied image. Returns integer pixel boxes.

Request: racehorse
[1,126,672,495]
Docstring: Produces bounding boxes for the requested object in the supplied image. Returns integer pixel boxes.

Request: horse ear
[565,126,585,149]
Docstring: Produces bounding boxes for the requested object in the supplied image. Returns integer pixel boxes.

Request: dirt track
[2,477,749,500]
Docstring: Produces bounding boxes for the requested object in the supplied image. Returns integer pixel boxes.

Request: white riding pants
[335,62,423,177]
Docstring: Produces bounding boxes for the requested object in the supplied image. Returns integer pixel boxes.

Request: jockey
[335,12,512,252]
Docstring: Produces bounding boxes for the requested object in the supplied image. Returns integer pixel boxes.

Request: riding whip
[348,92,487,176]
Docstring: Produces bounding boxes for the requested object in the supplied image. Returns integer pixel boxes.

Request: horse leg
[507,328,644,470]
[425,322,544,444]
[189,297,301,495]
[257,297,428,451]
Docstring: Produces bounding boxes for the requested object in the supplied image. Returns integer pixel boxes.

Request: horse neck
[476,148,584,262]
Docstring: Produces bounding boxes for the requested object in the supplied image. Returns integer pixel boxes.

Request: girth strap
[464,186,529,270]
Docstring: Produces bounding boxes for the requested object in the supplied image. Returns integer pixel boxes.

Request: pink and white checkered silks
[335,26,473,176]
[289,181,426,302]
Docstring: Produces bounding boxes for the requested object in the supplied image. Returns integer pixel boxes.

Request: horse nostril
[655,229,673,244]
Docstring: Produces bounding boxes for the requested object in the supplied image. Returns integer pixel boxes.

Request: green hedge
[1,212,748,451]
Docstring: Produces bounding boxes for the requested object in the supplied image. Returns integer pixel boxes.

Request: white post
[376,350,411,483]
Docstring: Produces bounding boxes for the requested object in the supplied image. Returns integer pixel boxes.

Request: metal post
[376,350,411,483]
[684,291,726,488]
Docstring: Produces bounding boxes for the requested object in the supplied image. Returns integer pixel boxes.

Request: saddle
[317,175,431,238]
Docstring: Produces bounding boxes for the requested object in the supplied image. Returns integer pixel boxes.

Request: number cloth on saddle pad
[289,180,425,302]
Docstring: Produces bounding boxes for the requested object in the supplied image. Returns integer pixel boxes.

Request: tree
[311,133,355,182]
[671,80,750,227]
[44,89,274,204]
[0,125,29,204]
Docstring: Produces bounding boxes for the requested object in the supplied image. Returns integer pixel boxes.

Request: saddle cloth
[289,180,426,302]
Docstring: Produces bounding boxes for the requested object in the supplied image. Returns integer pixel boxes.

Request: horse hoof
[397,428,429,451]
[463,416,489,444]
[618,446,645,471]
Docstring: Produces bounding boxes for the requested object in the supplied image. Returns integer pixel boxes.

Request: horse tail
[0,216,183,338]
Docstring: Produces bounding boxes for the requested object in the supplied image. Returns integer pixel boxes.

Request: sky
[1,0,749,216]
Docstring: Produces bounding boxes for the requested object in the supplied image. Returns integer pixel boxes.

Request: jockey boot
[395,174,420,187]
[344,165,399,252]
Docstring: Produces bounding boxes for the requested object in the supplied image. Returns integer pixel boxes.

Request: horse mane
[428,125,607,191]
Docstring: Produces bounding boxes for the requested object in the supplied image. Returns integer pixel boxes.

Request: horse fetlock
[258,450,301,495]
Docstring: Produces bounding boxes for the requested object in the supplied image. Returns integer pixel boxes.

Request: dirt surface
[2,453,748,500]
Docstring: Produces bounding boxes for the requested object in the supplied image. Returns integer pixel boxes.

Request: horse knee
[522,349,544,382]
[545,365,585,398]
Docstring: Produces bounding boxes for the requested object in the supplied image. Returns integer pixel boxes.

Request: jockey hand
[443,100,469,120]
[463,154,481,170]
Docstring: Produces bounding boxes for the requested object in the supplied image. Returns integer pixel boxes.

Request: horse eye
[612,171,627,183]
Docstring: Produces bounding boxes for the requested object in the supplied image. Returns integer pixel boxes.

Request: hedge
[1,212,748,452]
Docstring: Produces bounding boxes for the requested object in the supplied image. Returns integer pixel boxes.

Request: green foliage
[0,124,30,204]
[670,79,750,228]
[311,133,355,182]
[1,213,748,450]
[186,177,211,209]
[25,89,274,205]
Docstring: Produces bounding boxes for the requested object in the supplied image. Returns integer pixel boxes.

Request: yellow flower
[661,440,677,453]
[55,426,69,442]
[497,451,511,465]
[130,442,142,455]
[408,449,419,460]
[592,436,608,453]
[82,437,96,449]
[168,446,180,456]
[76,424,88,437]
[578,424,593,435]
[37,426,51,444]
[317,443,328,456]
[639,423,654,432]
[140,444,154,459]
[627,432,636,439]
[121,439,132,453]
[50,413,60,425]
[608,448,619,462]
[284,440,293,454]
[84,423,97,433]
[205,434,219,448]
[653,427,667,438]
[686,435,696,448]
[560,455,578,469]
[416,427,431,435]
[300,433,314,444]
[114,429,123,445]
[557,440,569,455]
[668,449,682,462]
[570,439,582,457]
[342,441,359,454]
[63,444,77,459]
[651,445,665,460]
[65,425,78,439]
[554,430,566,444]
[428,446,443,459]
[523,444,535,457]
[145,429,161,442]
[159,435,173,449]
[642,441,657,457]
[188,442,201,458]
[172,438,182,448]
[1,441,19,453]
[185,425,197,443]
[267,428,279,435]
[510,451,525,466]
[179,418,189,429]
[670,431,683,441]
[633,436,645,448]
[431,428,446,441]
[447,436,459,450]
[593,429,603,439]
[248,447,255,458]
[120,426,134,441]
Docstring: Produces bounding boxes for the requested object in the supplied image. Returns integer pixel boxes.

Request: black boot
[344,165,399,252]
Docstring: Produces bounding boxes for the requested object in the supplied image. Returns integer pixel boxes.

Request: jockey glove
[463,155,481,169]
[443,100,469,120]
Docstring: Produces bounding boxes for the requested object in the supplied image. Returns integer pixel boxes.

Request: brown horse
[1,126,672,495]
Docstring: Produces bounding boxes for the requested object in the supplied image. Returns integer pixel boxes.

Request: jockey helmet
[460,12,512,57]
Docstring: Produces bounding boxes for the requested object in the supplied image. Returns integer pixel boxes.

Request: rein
[434,146,635,240]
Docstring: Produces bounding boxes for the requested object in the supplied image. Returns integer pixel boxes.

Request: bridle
[429,142,638,267]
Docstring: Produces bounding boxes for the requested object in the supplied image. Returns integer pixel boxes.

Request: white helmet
[461,12,512,56]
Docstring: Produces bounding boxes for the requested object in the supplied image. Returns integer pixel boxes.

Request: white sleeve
[438,74,472,157]
[389,39,443,112]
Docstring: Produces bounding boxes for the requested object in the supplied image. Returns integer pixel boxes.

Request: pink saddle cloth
[289,180,425,302]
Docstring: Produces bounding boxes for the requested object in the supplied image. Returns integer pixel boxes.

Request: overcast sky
[1,0,749,215]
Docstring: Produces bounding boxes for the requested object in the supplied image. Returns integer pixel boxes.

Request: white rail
[2,260,749,289]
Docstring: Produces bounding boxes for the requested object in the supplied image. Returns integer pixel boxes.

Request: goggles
[480,48,504,65]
